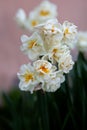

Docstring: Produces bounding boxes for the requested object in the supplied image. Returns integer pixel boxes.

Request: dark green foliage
[0,52,87,130]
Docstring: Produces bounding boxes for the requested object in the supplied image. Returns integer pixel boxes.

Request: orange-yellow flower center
[31,20,38,27]
[40,10,50,16]
[28,40,37,49]
[23,72,34,83]
[40,65,50,74]
[53,48,58,54]
[64,28,70,36]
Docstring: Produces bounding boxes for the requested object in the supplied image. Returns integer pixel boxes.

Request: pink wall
[0,0,87,90]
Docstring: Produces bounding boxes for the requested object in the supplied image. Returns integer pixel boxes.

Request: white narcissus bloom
[36,19,62,37]
[20,32,45,61]
[36,19,63,50]
[33,60,56,83]
[26,11,39,31]
[17,64,39,93]
[15,9,27,28]
[58,51,74,73]
[42,71,65,92]
[35,0,57,21]
[62,21,77,49]
[48,44,69,63]
[76,31,87,52]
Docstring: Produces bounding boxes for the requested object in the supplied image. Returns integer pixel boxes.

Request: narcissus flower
[35,19,63,50]
[42,71,65,92]
[76,31,87,52]
[35,0,57,20]
[58,51,74,73]
[17,64,39,93]
[25,11,39,31]
[62,21,77,48]
[33,60,56,82]
[20,32,45,61]
[48,44,69,63]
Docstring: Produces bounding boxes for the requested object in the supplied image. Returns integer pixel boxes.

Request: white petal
[16,8,26,21]
[21,35,29,43]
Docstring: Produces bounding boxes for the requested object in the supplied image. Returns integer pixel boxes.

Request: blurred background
[0,0,87,91]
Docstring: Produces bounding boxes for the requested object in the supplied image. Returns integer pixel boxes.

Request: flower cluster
[15,0,57,31]
[17,19,77,93]
[76,31,87,52]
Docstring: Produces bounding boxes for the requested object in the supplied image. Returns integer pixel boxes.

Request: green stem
[37,91,50,130]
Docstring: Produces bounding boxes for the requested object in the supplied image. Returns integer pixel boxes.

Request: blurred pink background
[0,0,87,91]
